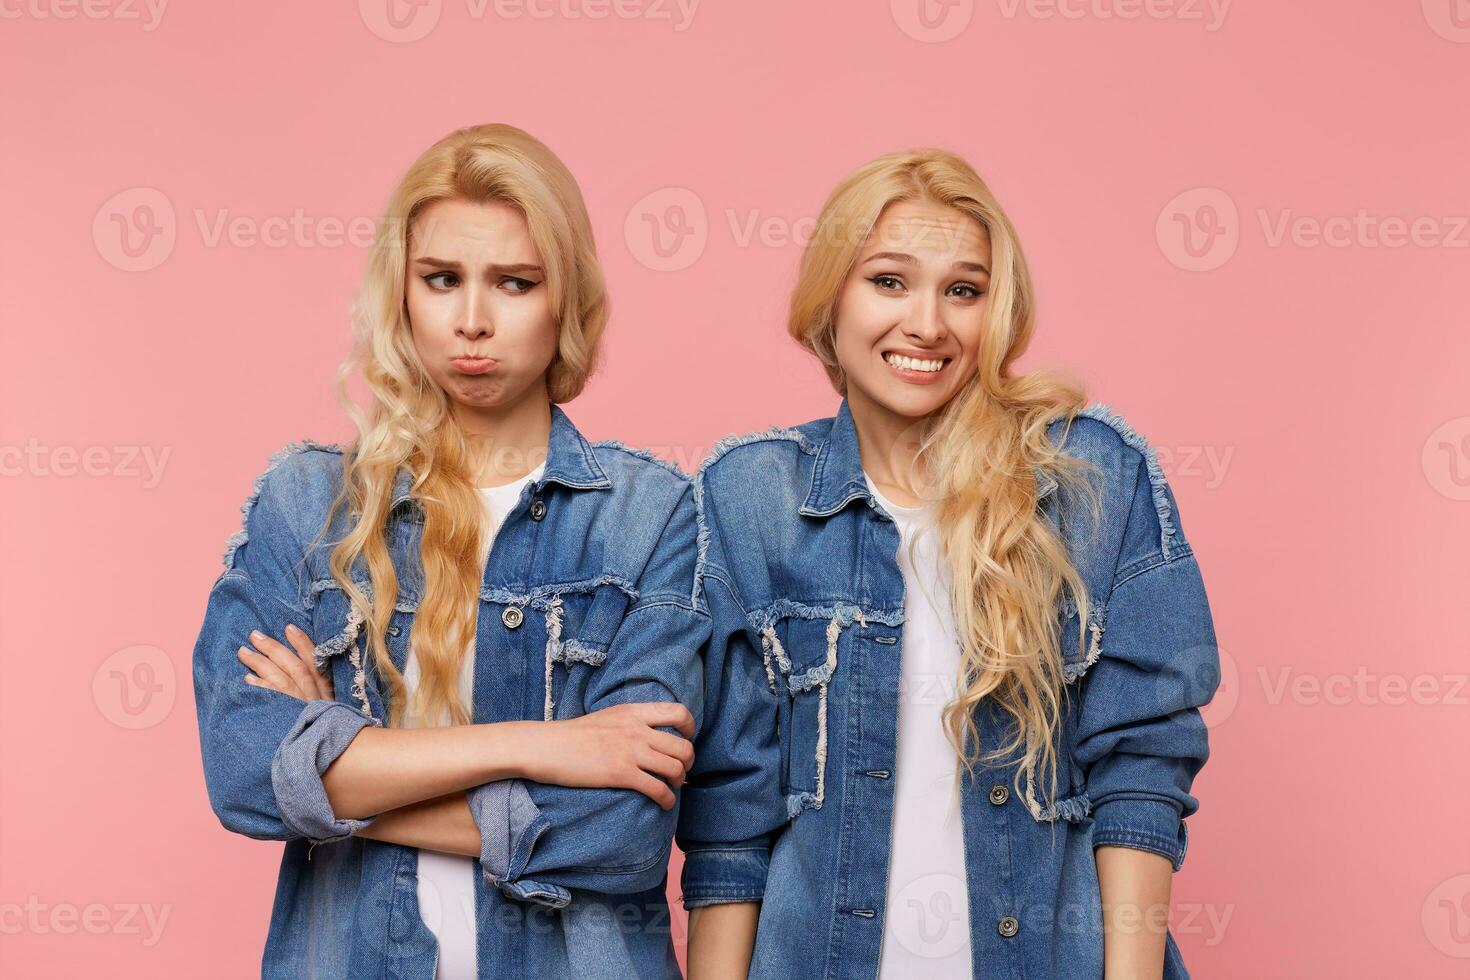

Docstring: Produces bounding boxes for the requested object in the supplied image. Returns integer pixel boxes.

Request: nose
[901,289,948,345]
[455,282,494,341]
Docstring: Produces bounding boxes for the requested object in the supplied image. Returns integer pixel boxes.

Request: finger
[627,770,677,811]
[633,702,695,738]
[284,624,331,700]
[237,645,293,691]
[250,630,317,696]
[647,730,696,771]
[639,749,687,788]
[244,673,296,698]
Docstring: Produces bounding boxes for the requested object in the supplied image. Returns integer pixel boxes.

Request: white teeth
[884,352,944,373]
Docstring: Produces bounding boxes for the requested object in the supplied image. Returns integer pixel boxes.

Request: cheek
[405,285,454,353]
[833,285,888,365]
[951,312,987,363]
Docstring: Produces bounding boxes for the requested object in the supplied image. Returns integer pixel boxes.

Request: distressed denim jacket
[193,405,709,980]
[675,398,1219,980]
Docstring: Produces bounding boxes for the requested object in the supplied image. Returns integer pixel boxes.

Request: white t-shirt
[403,464,544,980]
[865,474,974,979]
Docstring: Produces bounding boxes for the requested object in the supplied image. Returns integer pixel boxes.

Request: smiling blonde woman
[677,149,1220,980]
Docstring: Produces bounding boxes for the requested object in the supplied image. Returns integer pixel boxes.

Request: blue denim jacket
[193,405,708,980]
[676,398,1219,980]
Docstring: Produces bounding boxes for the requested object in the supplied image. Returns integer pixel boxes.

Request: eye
[948,282,985,300]
[422,271,459,290]
[869,274,905,292]
[501,276,540,294]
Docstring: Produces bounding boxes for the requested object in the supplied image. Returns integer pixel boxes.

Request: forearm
[686,902,759,980]
[1096,845,1173,980]
[354,791,481,857]
[323,719,537,819]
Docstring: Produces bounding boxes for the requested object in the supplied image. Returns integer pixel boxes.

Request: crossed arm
[236,622,694,858]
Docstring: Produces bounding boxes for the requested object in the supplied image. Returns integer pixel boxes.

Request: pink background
[3,1,1468,977]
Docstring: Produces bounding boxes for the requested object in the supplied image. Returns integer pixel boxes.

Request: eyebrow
[411,257,545,275]
[861,251,989,275]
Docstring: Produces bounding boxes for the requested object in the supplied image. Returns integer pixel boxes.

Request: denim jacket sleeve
[673,473,789,908]
[1071,454,1219,871]
[192,451,382,845]
[466,486,709,909]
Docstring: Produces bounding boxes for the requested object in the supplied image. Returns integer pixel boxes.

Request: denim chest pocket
[1058,589,1107,687]
[1022,589,1108,824]
[754,603,869,820]
[536,581,631,722]
[303,577,417,723]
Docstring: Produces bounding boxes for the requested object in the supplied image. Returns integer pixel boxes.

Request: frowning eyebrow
[411,257,545,275]
[861,251,989,275]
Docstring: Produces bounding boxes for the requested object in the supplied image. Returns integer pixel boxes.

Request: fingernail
[286,624,301,637]
[249,630,263,641]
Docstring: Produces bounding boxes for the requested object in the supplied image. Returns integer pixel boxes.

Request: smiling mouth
[882,351,950,374]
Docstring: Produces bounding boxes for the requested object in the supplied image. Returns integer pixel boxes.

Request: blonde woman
[193,124,704,980]
[677,150,1220,979]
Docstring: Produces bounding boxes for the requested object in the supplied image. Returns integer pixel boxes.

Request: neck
[847,386,934,508]
[450,384,553,488]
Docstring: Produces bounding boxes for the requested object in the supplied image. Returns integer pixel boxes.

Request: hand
[521,703,696,810]
[238,624,334,702]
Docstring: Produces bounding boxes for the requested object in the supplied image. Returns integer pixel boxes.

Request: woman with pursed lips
[194,123,705,980]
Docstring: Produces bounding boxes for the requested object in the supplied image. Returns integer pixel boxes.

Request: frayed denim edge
[221,438,345,569]
[690,426,820,607]
[1075,403,1179,558]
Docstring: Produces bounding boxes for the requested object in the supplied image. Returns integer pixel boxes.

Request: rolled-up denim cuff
[466,778,570,909]
[1090,797,1188,871]
[678,835,772,908]
[270,699,381,846]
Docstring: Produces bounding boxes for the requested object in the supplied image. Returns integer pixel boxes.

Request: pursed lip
[451,356,498,375]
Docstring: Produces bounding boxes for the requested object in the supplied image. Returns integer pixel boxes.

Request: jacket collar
[799,397,1058,518]
[388,403,611,511]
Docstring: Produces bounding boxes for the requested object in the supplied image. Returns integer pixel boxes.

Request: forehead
[409,197,539,259]
[862,198,989,262]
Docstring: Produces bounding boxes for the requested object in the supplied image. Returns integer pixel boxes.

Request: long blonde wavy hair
[789,149,1102,814]
[316,123,608,729]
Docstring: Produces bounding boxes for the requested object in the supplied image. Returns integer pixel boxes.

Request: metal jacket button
[998,915,1020,938]
[502,605,524,629]
[529,499,547,521]
[989,784,1009,805]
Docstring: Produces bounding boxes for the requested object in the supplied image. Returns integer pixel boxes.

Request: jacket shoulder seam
[221,439,344,569]
[1073,403,1181,558]
[691,426,820,607]
[589,439,691,481]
